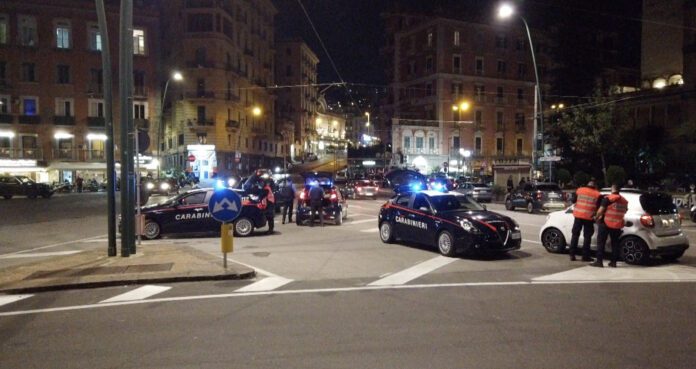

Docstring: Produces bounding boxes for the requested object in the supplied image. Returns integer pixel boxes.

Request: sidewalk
[0,242,255,294]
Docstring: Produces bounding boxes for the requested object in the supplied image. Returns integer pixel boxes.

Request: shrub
[605,165,627,187]
[492,184,506,200]
[573,171,590,187]
[557,168,571,187]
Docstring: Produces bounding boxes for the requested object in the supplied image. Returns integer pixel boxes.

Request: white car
[539,189,689,264]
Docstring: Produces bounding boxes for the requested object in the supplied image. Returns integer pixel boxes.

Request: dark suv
[0,175,54,199]
[505,182,567,213]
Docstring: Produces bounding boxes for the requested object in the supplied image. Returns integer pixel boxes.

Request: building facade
[159,0,277,180]
[383,15,548,185]
[0,0,160,182]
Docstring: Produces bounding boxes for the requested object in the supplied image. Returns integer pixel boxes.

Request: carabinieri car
[136,188,268,239]
[378,191,521,256]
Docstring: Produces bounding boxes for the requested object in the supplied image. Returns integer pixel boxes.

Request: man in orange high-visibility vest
[569,180,601,261]
[591,183,628,268]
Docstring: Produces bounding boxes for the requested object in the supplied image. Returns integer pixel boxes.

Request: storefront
[186,144,217,180]
[0,158,48,182]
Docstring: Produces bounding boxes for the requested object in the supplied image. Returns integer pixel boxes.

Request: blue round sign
[208,188,242,223]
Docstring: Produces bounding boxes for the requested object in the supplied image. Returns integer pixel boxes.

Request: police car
[378,190,522,256]
[137,188,268,239]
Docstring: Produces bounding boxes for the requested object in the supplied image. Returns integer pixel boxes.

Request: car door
[174,191,209,233]
[404,193,434,244]
[391,194,413,241]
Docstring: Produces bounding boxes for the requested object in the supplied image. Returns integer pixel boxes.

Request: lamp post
[452,101,470,175]
[498,3,542,181]
[158,71,183,178]
[364,112,370,139]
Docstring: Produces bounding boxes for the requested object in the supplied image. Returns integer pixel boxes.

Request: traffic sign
[538,156,562,162]
[188,155,196,162]
[208,189,242,223]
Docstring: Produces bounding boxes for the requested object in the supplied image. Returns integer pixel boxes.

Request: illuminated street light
[498,3,514,19]
[252,106,262,116]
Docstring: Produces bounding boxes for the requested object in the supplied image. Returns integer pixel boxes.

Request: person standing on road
[507,175,514,193]
[76,176,83,193]
[591,183,628,268]
[261,179,276,234]
[568,179,601,261]
[308,183,325,227]
[280,179,297,224]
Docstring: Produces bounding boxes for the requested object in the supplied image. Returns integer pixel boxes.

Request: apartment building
[0,0,160,182]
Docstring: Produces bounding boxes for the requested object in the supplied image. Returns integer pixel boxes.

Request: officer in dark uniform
[308,183,325,227]
[279,179,296,224]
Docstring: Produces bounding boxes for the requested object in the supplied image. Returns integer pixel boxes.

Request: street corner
[0,242,256,294]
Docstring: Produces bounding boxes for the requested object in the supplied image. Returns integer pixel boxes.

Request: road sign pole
[209,189,242,269]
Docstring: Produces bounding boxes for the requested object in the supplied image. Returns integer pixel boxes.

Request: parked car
[456,182,493,203]
[344,179,379,200]
[143,177,179,196]
[539,189,689,264]
[0,175,54,199]
[505,182,568,213]
[296,172,348,225]
[385,169,428,194]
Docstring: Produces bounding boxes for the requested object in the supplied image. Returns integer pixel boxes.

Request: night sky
[273,0,643,90]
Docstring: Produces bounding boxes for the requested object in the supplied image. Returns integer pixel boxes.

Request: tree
[573,171,590,188]
[556,89,618,184]
[605,165,627,187]
[556,168,571,188]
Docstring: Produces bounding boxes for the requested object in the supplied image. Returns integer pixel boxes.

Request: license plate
[548,193,559,199]
[511,232,521,240]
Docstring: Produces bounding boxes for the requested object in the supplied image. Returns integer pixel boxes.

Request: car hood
[438,210,517,228]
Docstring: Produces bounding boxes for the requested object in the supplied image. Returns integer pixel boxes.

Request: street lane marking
[349,218,378,225]
[368,256,456,286]
[100,285,171,303]
[0,294,33,307]
[3,280,696,317]
[0,234,106,257]
[523,239,542,244]
[533,265,696,282]
[208,253,281,278]
[360,228,379,233]
[0,251,82,259]
[235,277,293,292]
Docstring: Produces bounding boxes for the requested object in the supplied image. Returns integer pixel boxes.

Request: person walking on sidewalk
[591,183,628,268]
[308,184,325,227]
[568,179,601,261]
[280,179,297,224]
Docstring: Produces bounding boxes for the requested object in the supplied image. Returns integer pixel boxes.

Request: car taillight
[299,191,306,200]
[678,213,683,225]
[640,214,654,228]
[536,193,543,199]
[330,191,338,200]
[356,186,363,192]
[376,186,379,191]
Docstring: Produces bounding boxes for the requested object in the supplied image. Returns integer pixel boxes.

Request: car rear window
[639,193,677,215]
[536,184,561,192]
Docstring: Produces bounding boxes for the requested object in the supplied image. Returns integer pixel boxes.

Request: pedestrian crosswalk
[100,285,172,303]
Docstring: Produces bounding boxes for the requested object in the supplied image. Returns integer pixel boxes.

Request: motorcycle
[85,179,101,192]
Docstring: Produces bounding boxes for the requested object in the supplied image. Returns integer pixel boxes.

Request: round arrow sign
[208,188,242,223]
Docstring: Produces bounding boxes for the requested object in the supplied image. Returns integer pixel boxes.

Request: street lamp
[459,148,471,176]
[159,70,183,178]
[498,3,542,180]
[364,112,371,138]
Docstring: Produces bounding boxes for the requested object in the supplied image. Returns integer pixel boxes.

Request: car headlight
[459,219,480,234]
[160,182,170,190]
[512,219,521,231]
[228,178,236,186]
[146,182,154,190]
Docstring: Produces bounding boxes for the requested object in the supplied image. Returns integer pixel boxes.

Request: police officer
[280,179,296,224]
[308,183,325,227]
[591,183,628,268]
[569,179,601,261]
[261,179,276,234]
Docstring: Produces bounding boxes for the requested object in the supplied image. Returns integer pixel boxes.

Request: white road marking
[533,264,696,282]
[349,218,378,225]
[523,239,542,244]
[0,234,106,257]
[235,277,293,292]
[368,256,456,286]
[208,253,281,278]
[347,212,371,218]
[0,251,82,259]
[99,285,171,303]
[0,294,33,307]
[360,228,379,233]
[3,280,696,317]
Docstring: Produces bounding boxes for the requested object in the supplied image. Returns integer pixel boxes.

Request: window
[453,31,460,46]
[197,132,207,144]
[452,55,461,73]
[182,192,207,205]
[0,95,8,113]
[195,47,206,64]
[0,14,8,44]
[516,38,525,51]
[178,134,184,146]
[55,98,73,116]
[19,16,37,46]
[0,62,6,85]
[404,136,411,149]
[197,79,206,96]
[429,137,435,150]
[451,82,462,96]
[496,112,504,131]
[21,63,36,82]
[88,99,104,117]
[425,56,433,72]
[55,20,71,49]
[412,194,429,211]
[497,60,506,74]
[516,138,523,154]
[22,97,38,115]
[415,137,424,149]
[134,102,147,119]
[133,71,145,95]
[285,65,292,76]
[474,85,485,102]
[496,138,504,154]
[56,65,70,84]
[133,29,146,55]
[88,23,102,51]
[89,68,103,93]
[515,113,525,130]
[495,35,507,49]
[517,63,527,78]
[427,31,433,47]
[187,13,213,32]
[475,57,483,75]
[517,88,524,102]
[425,83,432,96]
[452,136,460,149]
[475,137,482,153]
[475,110,482,127]
[496,86,503,100]
[396,195,410,207]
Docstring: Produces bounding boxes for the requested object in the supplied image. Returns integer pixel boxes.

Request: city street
[1,193,696,367]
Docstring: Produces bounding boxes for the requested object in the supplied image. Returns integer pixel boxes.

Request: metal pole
[96,0,116,257]
[135,136,141,246]
[118,0,131,257]
[521,16,542,180]
[158,78,170,179]
[125,0,136,254]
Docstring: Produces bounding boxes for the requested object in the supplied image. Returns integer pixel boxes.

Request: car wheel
[526,201,534,214]
[336,209,343,225]
[661,250,685,262]
[143,221,161,240]
[541,228,566,253]
[234,217,254,237]
[3,195,12,200]
[620,236,650,265]
[437,230,456,257]
[691,211,696,223]
[505,199,514,210]
[379,222,394,243]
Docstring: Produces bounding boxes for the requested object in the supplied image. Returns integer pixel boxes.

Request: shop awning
[48,162,107,171]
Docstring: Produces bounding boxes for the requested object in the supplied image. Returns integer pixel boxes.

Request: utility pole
[119,0,134,256]
[95,0,116,256]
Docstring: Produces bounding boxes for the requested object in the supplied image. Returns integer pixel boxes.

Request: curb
[0,269,256,295]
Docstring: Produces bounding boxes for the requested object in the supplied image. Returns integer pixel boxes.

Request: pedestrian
[507,175,514,193]
[591,183,629,268]
[260,179,276,234]
[519,176,526,186]
[280,179,297,224]
[76,176,83,193]
[568,179,601,261]
[308,183,325,227]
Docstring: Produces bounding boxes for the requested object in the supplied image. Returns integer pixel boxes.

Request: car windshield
[358,180,374,186]
[17,176,34,184]
[536,184,561,192]
[429,194,485,212]
[639,193,677,215]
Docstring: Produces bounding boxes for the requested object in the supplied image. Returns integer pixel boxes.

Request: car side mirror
[418,206,431,214]
[482,204,487,211]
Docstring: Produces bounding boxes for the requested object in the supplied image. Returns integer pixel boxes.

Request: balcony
[515,124,526,133]
[19,115,41,124]
[226,120,240,129]
[134,86,148,97]
[54,116,75,126]
[87,117,106,128]
[495,96,507,104]
[53,148,76,161]
[135,118,150,130]
[82,149,105,161]
[0,113,13,124]
[403,148,440,156]
[186,91,215,99]
[0,148,44,160]
[186,60,216,69]
[399,120,439,128]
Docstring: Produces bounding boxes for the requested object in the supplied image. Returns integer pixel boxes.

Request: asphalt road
[2,192,696,367]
